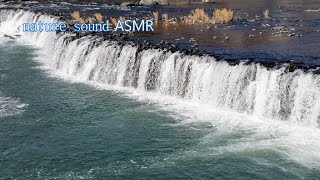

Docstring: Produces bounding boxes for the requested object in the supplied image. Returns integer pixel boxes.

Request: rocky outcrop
[202,0,215,2]
[139,0,189,5]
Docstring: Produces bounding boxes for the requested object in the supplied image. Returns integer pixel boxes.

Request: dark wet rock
[169,45,177,53]
[120,35,129,41]
[228,61,240,66]
[159,40,167,45]
[4,34,15,39]
[285,61,297,72]
[313,68,320,75]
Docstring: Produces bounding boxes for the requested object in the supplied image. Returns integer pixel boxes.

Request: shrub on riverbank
[70,11,85,24]
[187,8,211,23]
[213,8,234,23]
[184,8,235,24]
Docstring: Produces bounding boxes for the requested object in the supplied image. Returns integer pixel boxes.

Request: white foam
[0,94,28,118]
[36,65,320,168]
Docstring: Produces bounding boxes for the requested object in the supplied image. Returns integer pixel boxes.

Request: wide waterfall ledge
[0,9,320,128]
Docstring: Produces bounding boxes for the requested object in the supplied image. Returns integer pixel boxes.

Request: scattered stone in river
[189,38,196,42]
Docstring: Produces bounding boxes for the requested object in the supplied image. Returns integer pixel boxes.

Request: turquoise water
[1,42,320,179]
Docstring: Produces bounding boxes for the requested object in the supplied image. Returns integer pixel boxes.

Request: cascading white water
[0,10,57,46]
[1,10,319,127]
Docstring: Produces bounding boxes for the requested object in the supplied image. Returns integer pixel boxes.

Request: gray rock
[189,38,196,42]
[120,2,136,6]
[202,0,216,3]
[140,0,188,5]
[140,0,161,5]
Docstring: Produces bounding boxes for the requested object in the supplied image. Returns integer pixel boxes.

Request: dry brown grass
[94,13,104,22]
[263,9,270,19]
[187,8,211,23]
[184,8,234,24]
[153,11,159,23]
[86,17,94,23]
[162,13,169,22]
[110,17,118,26]
[70,11,85,24]
[110,16,126,27]
[213,8,234,23]
[119,16,126,23]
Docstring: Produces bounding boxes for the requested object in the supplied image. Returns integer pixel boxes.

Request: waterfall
[1,9,320,127]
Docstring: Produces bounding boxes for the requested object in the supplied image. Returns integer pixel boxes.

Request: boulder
[120,2,137,6]
[139,0,157,5]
